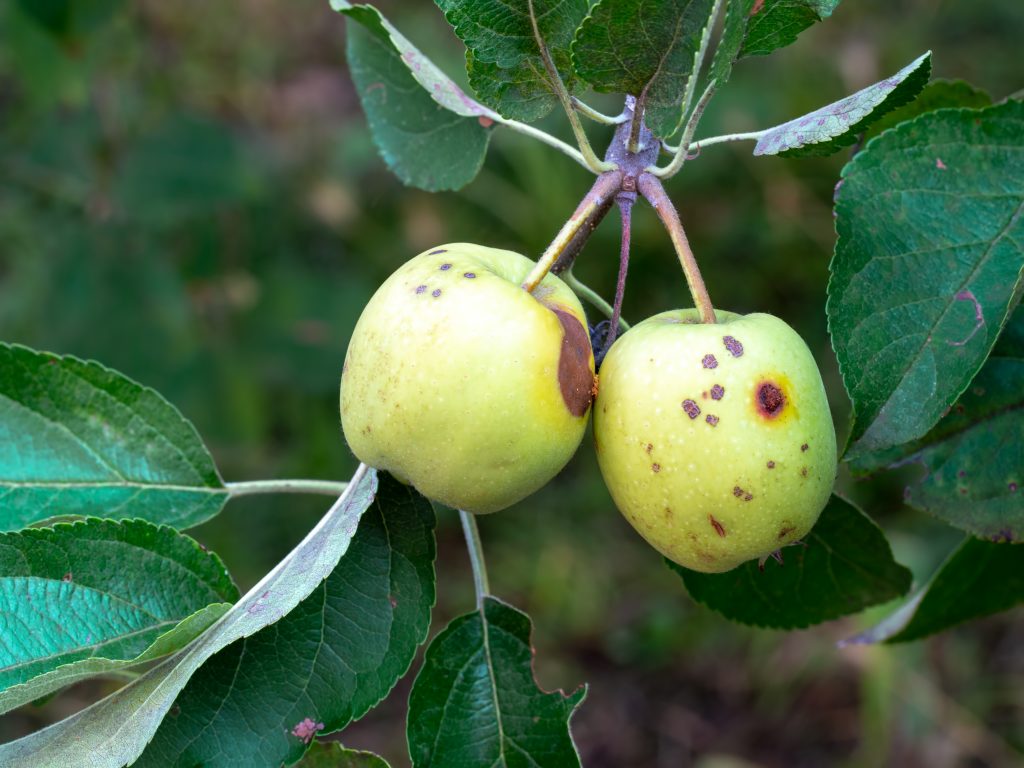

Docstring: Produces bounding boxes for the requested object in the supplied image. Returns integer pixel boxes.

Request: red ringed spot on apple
[682,399,700,419]
[756,381,786,418]
[702,354,718,369]
[710,384,724,400]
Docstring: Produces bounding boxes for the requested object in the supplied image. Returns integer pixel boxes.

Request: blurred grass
[0,0,1022,765]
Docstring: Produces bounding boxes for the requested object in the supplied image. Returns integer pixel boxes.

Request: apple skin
[593,309,837,573]
[340,243,596,514]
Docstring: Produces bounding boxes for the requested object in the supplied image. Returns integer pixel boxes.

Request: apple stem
[606,191,635,347]
[637,173,717,324]
[459,509,491,606]
[522,170,623,293]
[226,479,350,498]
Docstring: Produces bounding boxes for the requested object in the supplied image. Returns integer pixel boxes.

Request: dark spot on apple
[645,443,653,454]
[744,492,753,501]
[710,384,724,400]
[663,507,673,520]
[801,443,809,452]
[709,515,726,537]
[757,382,786,418]
[415,284,427,294]
[723,335,744,357]
[651,463,661,473]
[553,309,595,417]
[702,354,718,369]
[705,414,719,427]
[801,467,808,477]
[767,460,775,469]
[464,272,476,279]
[431,289,442,297]
[778,524,796,540]
[439,263,452,270]
[733,486,743,497]
[428,249,447,255]
[682,399,700,419]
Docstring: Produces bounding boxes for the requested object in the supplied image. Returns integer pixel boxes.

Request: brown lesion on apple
[663,507,673,520]
[709,515,726,537]
[778,523,796,540]
[733,485,754,501]
[552,308,597,417]
[651,463,661,473]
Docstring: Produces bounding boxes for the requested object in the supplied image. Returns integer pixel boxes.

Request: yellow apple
[593,309,837,573]
[340,243,596,514]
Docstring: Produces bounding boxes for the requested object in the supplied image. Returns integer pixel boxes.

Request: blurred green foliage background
[1,0,1022,765]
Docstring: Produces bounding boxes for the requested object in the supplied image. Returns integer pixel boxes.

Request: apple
[340,243,596,514]
[593,309,837,573]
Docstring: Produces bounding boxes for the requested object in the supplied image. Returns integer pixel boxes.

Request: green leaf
[670,495,912,629]
[0,466,378,768]
[437,0,588,122]
[740,0,839,58]
[754,52,931,157]
[850,307,1024,540]
[861,79,992,143]
[408,596,585,768]
[136,474,436,768]
[844,536,1024,644]
[0,518,237,715]
[0,343,227,531]
[828,100,1024,457]
[571,0,716,137]
[707,0,755,90]
[467,49,566,123]
[332,1,495,191]
[294,742,390,768]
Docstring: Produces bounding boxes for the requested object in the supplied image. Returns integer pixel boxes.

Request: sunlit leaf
[0,467,377,768]
[0,343,227,531]
[137,474,435,768]
[0,518,236,715]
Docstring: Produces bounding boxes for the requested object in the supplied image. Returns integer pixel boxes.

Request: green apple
[340,243,596,514]
[593,309,837,573]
